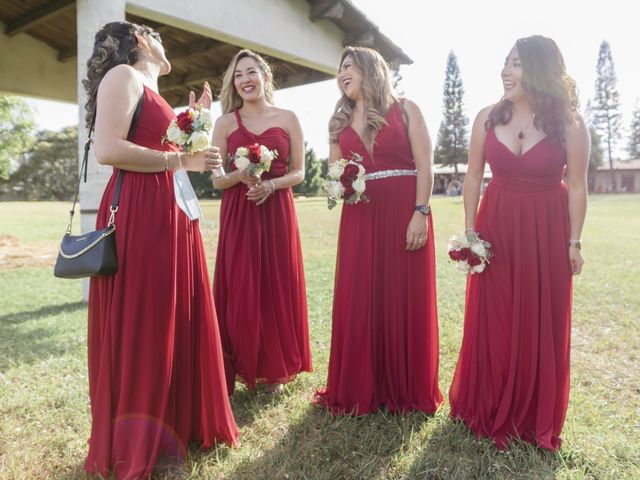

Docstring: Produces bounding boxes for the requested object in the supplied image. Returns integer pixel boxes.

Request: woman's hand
[189,81,212,110]
[246,179,276,205]
[406,212,429,251]
[569,246,584,275]
[238,170,261,187]
[182,146,222,172]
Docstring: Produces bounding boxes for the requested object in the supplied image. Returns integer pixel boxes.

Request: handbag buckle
[107,206,118,227]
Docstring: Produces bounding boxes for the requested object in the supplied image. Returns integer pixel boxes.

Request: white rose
[198,108,213,131]
[189,130,210,152]
[472,263,486,274]
[456,260,470,273]
[324,180,345,199]
[352,178,366,194]
[236,147,249,157]
[357,164,365,177]
[328,162,345,179]
[470,242,487,258]
[235,156,250,171]
[260,145,275,162]
[166,123,186,144]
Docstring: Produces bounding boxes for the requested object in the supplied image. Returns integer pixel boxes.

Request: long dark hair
[486,35,579,143]
[82,21,153,129]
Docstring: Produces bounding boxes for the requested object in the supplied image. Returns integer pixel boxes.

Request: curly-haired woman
[83,21,237,479]
[449,35,589,451]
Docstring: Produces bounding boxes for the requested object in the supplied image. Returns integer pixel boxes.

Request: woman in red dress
[314,46,442,415]
[85,22,238,479]
[449,35,589,450]
[212,50,312,395]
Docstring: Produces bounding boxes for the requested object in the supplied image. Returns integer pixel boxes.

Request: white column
[76,0,126,300]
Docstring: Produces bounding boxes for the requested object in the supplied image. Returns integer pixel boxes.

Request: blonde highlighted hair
[219,49,275,113]
[329,46,397,144]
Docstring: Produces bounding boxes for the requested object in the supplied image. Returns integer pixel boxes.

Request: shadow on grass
[407,418,594,479]
[224,404,435,480]
[0,301,86,370]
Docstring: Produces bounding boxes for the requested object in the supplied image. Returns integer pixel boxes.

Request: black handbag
[54,93,144,279]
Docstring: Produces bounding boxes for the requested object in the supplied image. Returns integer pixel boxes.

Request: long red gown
[86,86,238,480]
[213,110,312,395]
[449,128,573,451]
[314,102,443,415]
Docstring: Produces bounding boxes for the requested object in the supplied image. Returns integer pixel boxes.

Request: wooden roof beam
[309,0,344,21]
[5,0,75,37]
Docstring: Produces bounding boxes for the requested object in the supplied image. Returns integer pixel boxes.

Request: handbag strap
[67,90,145,233]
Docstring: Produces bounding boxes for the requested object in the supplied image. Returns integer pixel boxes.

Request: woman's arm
[564,115,590,275]
[94,65,220,173]
[404,99,433,251]
[211,114,248,189]
[463,107,491,232]
[247,110,306,205]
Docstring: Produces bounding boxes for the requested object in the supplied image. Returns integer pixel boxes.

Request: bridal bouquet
[164,105,213,154]
[447,231,492,274]
[233,143,278,177]
[323,153,368,210]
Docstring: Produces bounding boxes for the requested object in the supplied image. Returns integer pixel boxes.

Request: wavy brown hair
[219,49,275,114]
[82,21,154,129]
[486,35,579,143]
[329,46,397,144]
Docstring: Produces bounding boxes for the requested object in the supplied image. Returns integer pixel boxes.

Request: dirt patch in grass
[0,234,57,270]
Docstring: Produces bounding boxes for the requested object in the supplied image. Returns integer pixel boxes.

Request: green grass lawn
[0,195,638,479]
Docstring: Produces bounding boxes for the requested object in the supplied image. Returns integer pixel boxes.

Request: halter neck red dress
[86,86,238,480]
[314,101,443,415]
[449,128,573,451]
[213,110,312,395]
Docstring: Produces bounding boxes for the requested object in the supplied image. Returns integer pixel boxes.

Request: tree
[0,95,35,180]
[587,127,604,191]
[391,67,404,97]
[591,40,622,189]
[434,51,468,174]
[293,143,324,196]
[628,100,640,159]
[10,126,78,200]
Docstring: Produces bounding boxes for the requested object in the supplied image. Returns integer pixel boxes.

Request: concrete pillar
[76,0,126,300]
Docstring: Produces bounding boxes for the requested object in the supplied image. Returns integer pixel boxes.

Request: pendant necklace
[518,113,536,139]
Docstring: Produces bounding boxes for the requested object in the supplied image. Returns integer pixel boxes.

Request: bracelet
[176,152,183,169]
[268,180,277,192]
[464,227,476,233]
[162,151,169,171]
[568,239,582,249]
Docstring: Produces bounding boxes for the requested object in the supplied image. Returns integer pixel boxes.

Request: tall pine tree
[628,100,640,159]
[592,40,622,189]
[434,51,468,174]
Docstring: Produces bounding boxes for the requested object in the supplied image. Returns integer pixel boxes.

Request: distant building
[433,163,492,195]
[591,158,640,193]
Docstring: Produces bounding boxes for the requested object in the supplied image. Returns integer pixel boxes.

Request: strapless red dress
[213,110,312,395]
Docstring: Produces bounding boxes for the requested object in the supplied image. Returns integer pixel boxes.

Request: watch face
[415,205,430,215]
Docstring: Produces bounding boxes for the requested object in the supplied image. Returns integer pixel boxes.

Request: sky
[25,0,639,159]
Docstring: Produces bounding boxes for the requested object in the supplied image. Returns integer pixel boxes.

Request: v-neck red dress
[314,101,442,415]
[449,128,573,451]
[213,110,312,395]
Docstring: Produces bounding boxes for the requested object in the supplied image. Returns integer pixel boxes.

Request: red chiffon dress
[213,110,312,395]
[314,102,443,415]
[86,86,238,480]
[449,128,573,451]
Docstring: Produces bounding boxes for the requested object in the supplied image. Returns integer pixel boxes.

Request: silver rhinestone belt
[364,169,417,181]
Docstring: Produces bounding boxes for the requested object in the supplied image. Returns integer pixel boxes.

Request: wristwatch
[568,239,582,249]
[414,204,431,216]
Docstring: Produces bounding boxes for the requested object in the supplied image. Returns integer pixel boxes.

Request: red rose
[248,143,262,163]
[342,163,359,179]
[449,247,470,262]
[467,253,482,267]
[343,185,356,198]
[176,110,193,133]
